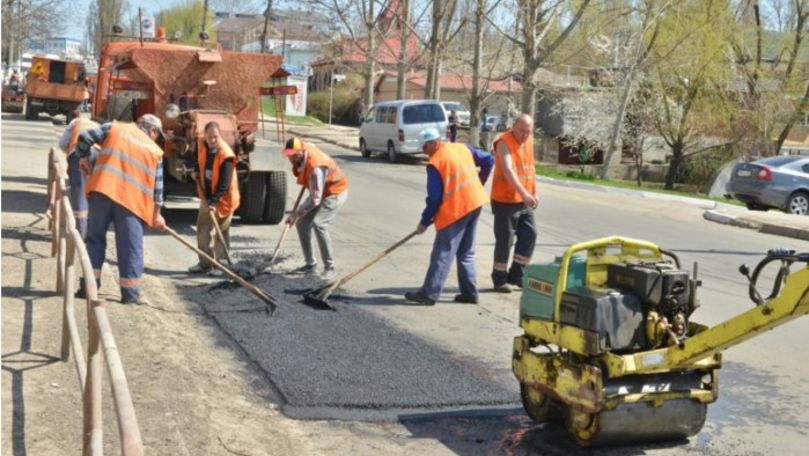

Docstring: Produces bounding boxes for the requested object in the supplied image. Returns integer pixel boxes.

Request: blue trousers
[67,152,89,237]
[419,208,481,300]
[85,192,145,302]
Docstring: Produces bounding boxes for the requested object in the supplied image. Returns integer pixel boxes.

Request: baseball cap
[138,114,165,140]
[419,127,441,148]
[283,137,304,156]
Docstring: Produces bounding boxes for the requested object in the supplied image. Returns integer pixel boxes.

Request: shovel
[208,207,233,266]
[164,226,279,315]
[303,230,419,309]
[268,185,306,266]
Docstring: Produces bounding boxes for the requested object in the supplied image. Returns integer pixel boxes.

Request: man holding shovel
[188,121,240,276]
[282,137,348,281]
[404,128,493,306]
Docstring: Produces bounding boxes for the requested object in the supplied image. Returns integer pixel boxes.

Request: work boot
[290,264,317,275]
[322,266,338,281]
[208,268,224,277]
[492,270,512,293]
[404,291,435,306]
[507,263,526,288]
[121,294,150,306]
[454,294,479,304]
[188,263,211,274]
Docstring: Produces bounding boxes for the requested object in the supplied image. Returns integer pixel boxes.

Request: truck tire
[24,99,37,121]
[262,171,287,224]
[239,172,266,224]
[65,110,76,123]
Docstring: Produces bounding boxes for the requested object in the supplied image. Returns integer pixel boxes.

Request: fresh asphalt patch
[183,269,520,421]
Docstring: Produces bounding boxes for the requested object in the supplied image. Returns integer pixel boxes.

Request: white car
[359,100,449,162]
[441,101,470,128]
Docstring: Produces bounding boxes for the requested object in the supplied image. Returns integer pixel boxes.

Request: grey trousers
[296,191,347,269]
[196,202,232,268]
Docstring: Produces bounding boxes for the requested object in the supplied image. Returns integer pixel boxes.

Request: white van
[359,100,448,162]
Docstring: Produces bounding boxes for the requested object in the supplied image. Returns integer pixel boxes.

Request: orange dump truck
[93,39,286,223]
[24,56,87,121]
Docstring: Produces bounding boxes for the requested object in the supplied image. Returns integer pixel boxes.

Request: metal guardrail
[46,148,143,456]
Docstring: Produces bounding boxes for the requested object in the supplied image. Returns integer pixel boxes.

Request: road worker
[76,114,166,305]
[490,114,538,292]
[404,127,494,306]
[188,121,240,276]
[283,137,348,281]
[58,116,100,237]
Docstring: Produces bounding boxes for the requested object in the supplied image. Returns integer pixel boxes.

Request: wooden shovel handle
[208,208,232,265]
[269,185,307,264]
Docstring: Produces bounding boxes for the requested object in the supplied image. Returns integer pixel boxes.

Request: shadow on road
[1,190,46,215]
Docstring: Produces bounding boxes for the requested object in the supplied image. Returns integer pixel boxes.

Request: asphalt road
[5,115,808,455]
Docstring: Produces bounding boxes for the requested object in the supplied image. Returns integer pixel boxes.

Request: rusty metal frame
[47,148,144,455]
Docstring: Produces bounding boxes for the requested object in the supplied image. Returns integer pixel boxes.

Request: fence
[46,147,143,456]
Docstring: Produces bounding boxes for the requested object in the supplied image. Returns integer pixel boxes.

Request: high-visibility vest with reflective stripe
[66,118,99,154]
[294,143,348,197]
[429,142,488,231]
[197,137,241,217]
[86,122,163,226]
[491,130,536,203]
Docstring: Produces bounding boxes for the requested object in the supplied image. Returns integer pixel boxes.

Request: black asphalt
[188,272,520,420]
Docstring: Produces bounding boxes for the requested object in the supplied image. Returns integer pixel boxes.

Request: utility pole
[260,0,273,53]
[202,0,209,34]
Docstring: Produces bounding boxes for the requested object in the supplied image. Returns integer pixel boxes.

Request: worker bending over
[283,137,348,281]
[188,121,240,275]
[490,114,538,292]
[76,114,166,305]
[58,116,99,237]
[404,127,493,306]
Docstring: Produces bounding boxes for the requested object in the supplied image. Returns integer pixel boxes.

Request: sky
[66,0,190,40]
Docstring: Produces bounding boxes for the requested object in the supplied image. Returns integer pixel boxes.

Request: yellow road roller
[512,236,809,446]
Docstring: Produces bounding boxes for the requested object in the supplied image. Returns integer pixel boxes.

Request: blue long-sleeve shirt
[77,123,164,207]
[420,144,494,226]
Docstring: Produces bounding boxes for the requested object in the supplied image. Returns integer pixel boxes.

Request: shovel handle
[208,208,233,265]
[269,185,307,264]
[163,226,278,313]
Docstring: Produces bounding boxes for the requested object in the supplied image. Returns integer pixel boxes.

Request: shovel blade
[302,290,336,310]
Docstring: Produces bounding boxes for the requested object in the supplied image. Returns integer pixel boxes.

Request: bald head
[512,114,534,144]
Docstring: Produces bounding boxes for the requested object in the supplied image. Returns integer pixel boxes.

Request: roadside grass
[261,97,323,126]
[536,165,742,205]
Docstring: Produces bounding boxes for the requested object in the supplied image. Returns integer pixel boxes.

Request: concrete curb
[703,210,809,240]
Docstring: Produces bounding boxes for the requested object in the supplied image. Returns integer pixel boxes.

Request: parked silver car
[441,101,470,128]
[726,156,809,215]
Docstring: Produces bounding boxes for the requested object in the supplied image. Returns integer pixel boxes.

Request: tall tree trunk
[363,1,377,109]
[202,0,209,33]
[775,80,809,153]
[260,0,273,53]
[425,0,443,99]
[601,69,636,179]
[665,140,684,190]
[468,0,485,147]
[396,0,411,99]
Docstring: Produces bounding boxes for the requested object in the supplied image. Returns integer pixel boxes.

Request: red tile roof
[387,71,522,93]
[312,33,421,67]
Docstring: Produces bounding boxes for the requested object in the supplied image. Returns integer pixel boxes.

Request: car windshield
[403,104,446,124]
[756,156,802,167]
[443,103,466,112]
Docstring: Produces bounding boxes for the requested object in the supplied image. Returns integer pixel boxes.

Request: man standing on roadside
[490,114,538,293]
[282,137,348,281]
[188,121,240,276]
[404,127,493,306]
[448,109,459,143]
[76,114,166,305]
[58,116,100,237]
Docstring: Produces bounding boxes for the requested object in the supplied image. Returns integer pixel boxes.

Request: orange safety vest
[491,130,536,203]
[86,122,164,227]
[197,137,241,217]
[66,118,99,154]
[294,143,348,197]
[429,142,489,231]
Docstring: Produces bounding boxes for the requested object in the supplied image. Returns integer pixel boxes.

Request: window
[403,103,446,124]
[374,107,386,123]
[802,163,809,173]
[386,107,396,124]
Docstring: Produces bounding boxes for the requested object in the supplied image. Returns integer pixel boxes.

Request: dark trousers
[450,125,458,142]
[67,151,91,238]
[420,208,481,300]
[491,201,537,286]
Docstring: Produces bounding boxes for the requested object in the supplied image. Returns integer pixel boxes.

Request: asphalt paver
[182,271,520,420]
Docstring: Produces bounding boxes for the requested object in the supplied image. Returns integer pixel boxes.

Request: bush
[307,89,362,126]
[677,146,736,191]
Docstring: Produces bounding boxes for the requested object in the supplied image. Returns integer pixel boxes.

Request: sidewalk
[276,118,809,241]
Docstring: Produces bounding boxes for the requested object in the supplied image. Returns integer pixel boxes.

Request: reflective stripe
[493,262,509,271]
[93,269,102,278]
[119,278,140,287]
[98,147,157,177]
[93,164,155,197]
[442,175,478,201]
[443,165,477,189]
[75,210,88,217]
[514,254,531,264]
[119,131,161,156]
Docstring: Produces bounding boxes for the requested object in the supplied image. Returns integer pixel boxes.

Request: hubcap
[790,195,808,215]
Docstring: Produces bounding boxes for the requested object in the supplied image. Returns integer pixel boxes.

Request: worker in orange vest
[404,127,494,306]
[188,121,240,275]
[490,114,538,292]
[58,117,100,237]
[283,137,349,281]
[76,114,166,306]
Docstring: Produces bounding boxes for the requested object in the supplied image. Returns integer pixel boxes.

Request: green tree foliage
[156,0,214,44]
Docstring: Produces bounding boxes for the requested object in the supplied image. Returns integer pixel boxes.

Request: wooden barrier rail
[46,148,144,456]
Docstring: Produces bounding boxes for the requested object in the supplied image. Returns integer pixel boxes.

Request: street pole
[328,71,334,128]
[202,0,209,34]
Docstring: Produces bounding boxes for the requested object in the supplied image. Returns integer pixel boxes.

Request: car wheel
[360,138,370,158]
[387,141,397,163]
[786,191,809,215]
[745,202,767,211]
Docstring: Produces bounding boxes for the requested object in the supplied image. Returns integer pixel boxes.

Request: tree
[424,0,464,99]
[96,0,128,52]
[395,0,411,99]
[2,0,67,65]
[259,0,273,53]
[156,0,213,45]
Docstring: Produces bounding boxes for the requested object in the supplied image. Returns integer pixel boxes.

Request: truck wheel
[387,141,397,163]
[24,99,37,121]
[262,171,287,224]
[65,110,76,123]
[239,172,266,224]
[360,138,370,158]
